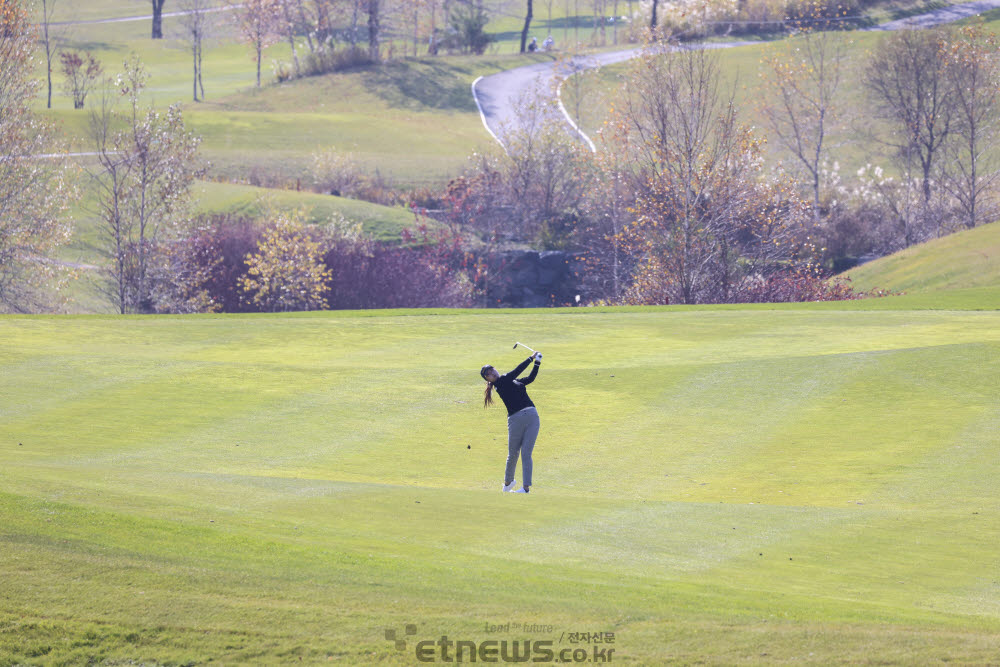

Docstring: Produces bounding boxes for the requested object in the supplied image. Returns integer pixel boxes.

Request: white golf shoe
[514,487,530,494]
[502,480,517,492]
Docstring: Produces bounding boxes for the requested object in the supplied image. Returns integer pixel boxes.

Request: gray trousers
[505,407,540,488]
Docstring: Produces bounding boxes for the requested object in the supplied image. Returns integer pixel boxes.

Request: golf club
[513,342,537,354]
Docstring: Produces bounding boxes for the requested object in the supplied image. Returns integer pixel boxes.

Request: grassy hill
[47,54,538,189]
[573,12,1000,183]
[38,10,557,294]
[2,299,999,663]
[54,179,425,314]
[36,0,559,280]
[844,221,1000,300]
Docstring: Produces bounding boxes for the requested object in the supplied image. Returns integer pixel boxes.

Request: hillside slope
[843,222,1000,302]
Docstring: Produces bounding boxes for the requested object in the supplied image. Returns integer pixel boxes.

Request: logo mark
[385,624,418,651]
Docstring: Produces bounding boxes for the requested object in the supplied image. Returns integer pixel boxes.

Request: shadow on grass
[367,60,479,112]
[61,40,121,52]
[885,0,948,20]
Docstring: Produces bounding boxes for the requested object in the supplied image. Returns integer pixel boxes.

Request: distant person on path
[528,37,538,52]
[481,353,542,493]
[542,35,554,51]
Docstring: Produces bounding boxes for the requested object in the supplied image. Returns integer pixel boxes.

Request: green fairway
[8,4,1000,662]
[2,299,999,664]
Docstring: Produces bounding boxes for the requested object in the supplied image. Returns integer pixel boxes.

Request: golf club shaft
[514,342,537,354]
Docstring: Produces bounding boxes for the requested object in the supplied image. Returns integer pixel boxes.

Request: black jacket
[494,356,540,416]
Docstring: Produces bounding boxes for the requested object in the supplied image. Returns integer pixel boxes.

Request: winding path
[473,0,1000,150]
[49,4,242,27]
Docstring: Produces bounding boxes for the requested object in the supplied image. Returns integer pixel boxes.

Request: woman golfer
[481,352,542,494]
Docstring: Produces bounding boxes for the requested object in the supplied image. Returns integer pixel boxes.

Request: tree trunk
[256,43,262,86]
[297,0,315,52]
[564,0,568,43]
[574,0,579,44]
[288,31,300,76]
[813,174,821,223]
[368,0,380,61]
[197,39,205,99]
[283,4,301,76]
[922,160,932,205]
[46,50,53,109]
[520,0,533,53]
[968,127,977,228]
[152,0,166,39]
[429,0,437,54]
[413,8,419,58]
[42,0,54,109]
[650,0,658,31]
[193,43,199,101]
[351,0,360,46]
[613,0,618,44]
[594,0,600,44]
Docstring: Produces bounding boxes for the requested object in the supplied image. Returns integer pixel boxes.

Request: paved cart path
[473,0,1000,149]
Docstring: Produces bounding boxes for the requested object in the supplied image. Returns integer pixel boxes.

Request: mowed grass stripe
[2,485,998,663]
[2,306,1000,663]
[0,487,992,621]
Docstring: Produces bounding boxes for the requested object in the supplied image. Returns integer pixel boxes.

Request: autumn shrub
[59,50,102,109]
[733,265,868,303]
[302,44,372,77]
[238,211,332,312]
[152,215,261,313]
[155,213,479,312]
[322,222,477,309]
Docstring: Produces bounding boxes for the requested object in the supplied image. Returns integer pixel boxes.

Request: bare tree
[864,28,955,207]
[520,0,533,53]
[350,0,362,47]
[612,0,618,44]
[592,0,605,46]
[293,0,315,52]
[367,0,380,61]
[853,161,934,250]
[940,23,1000,230]
[39,0,59,109]
[581,138,632,302]
[152,0,167,39]
[60,50,102,108]
[89,82,137,313]
[760,27,849,222]
[557,56,600,133]
[427,0,440,54]
[501,102,594,242]
[277,0,302,77]
[178,0,214,101]
[280,0,336,54]
[88,56,203,313]
[0,0,73,312]
[612,43,809,304]
[237,0,281,87]
[460,101,592,245]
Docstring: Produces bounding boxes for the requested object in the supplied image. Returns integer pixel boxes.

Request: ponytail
[483,381,494,408]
